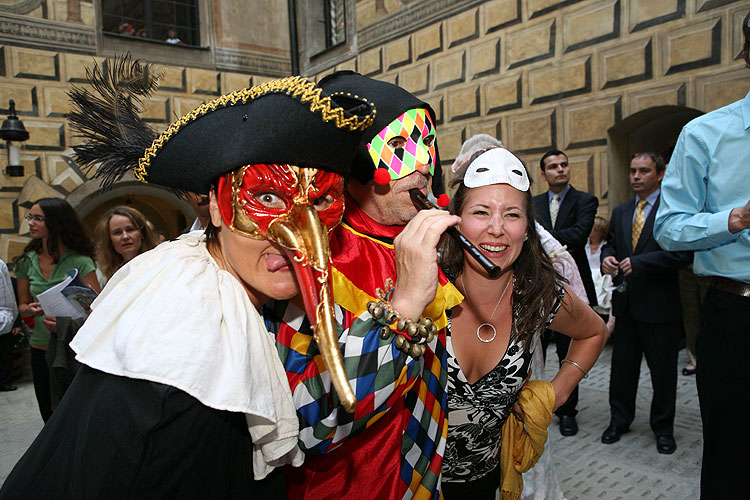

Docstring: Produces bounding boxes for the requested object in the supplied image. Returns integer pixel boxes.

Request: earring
[524,235,528,241]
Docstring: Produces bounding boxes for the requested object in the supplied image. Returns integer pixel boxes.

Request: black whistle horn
[409,189,502,279]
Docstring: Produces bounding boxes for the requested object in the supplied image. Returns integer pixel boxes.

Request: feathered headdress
[68,54,162,190]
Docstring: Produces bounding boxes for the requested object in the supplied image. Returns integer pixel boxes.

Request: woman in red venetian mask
[0,58,373,500]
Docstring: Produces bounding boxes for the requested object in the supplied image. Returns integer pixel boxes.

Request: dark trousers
[697,287,750,499]
[553,332,578,417]
[608,314,679,436]
[0,333,14,386]
[30,347,52,422]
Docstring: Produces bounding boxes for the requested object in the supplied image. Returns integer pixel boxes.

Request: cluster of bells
[366,300,438,358]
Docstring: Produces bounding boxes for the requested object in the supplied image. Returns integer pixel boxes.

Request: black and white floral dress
[442,285,563,496]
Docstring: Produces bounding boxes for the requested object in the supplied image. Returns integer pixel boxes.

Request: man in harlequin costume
[0,59,375,499]
[265,71,462,499]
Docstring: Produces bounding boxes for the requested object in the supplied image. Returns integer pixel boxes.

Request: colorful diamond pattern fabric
[367,108,436,180]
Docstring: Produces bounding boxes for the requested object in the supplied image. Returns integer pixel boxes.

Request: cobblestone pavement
[1,344,702,498]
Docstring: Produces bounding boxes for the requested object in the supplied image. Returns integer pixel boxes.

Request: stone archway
[67,176,194,239]
[606,106,703,212]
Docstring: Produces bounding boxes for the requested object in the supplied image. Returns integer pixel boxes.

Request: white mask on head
[463,148,530,192]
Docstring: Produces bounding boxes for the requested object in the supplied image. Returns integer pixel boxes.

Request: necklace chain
[460,274,512,343]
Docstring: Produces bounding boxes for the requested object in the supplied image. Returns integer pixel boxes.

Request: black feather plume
[68,54,162,189]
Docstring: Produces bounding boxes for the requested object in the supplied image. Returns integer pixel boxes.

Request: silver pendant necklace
[459,274,512,343]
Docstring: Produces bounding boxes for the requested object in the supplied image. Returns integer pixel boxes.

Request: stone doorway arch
[67,177,194,239]
[606,106,703,212]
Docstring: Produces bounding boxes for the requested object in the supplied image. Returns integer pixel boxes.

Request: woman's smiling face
[458,184,528,276]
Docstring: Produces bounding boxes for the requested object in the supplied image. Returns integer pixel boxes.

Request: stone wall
[317,0,750,214]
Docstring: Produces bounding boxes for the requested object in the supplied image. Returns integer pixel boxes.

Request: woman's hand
[390,209,460,320]
[42,316,57,333]
[21,301,44,317]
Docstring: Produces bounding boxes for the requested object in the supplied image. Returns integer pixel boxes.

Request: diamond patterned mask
[366,108,436,180]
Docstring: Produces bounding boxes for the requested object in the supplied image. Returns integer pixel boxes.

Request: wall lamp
[0,100,30,177]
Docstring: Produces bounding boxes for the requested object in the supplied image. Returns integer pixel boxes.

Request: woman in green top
[15,198,100,421]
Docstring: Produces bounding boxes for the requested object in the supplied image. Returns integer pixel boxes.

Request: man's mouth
[266,253,292,272]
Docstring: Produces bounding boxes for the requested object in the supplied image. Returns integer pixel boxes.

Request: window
[307,0,346,56]
[102,0,200,47]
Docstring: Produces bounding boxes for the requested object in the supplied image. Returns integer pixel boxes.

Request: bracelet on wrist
[561,358,589,378]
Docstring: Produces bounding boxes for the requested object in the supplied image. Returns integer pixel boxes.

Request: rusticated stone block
[599,38,652,89]
[2,233,35,265]
[422,94,443,125]
[335,58,357,72]
[65,54,104,83]
[731,9,748,60]
[470,38,500,79]
[401,62,430,96]
[695,68,750,112]
[0,194,18,232]
[630,83,686,113]
[447,8,478,48]
[564,0,619,53]
[447,85,479,122]
[222,73,253,93]
[0,84,38,116]
[13,48,59,80]
[43,87,70,117]
[484,0,521,33]
[160,67,187,92]
[662,18,721,75]
[508,108,556,154]
[385,36,412,70]
[174,97,207,118]
[529,56,591,104]
[567,153,594,193]
[24,121,65,151]
[377,72,399,86]
[506,19,555,69]
[563,96,621,148]
[698,0,739,13]
[485,75,522,114]
[437,126,466,162]
[415,24,443,60]
[432,51,465,90]
[359,47,383,76]
[191,69,221,95]
[141,96,171,123]
[46,156,85,193]
[630,0,685,32]
[467,119,502,144]
[2,155,42,192]
[529,0,585,19]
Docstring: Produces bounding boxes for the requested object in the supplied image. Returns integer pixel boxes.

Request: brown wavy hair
[438,146,563,350]
[95,206,158,280]
[17,197,95,264]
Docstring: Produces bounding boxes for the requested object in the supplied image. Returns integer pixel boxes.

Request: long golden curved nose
[270,203,356,413]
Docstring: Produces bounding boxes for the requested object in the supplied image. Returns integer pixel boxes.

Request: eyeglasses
[24,214,45,223]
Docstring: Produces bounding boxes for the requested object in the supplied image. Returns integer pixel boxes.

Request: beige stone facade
[1,0,749,264]
[0,0,291,264]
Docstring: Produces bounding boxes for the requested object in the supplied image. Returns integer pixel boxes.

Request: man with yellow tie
[600,152,691,454]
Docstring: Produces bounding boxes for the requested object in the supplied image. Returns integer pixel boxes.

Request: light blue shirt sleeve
[654,126,736,251]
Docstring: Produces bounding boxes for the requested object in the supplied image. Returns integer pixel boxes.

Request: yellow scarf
[500,380,556,500]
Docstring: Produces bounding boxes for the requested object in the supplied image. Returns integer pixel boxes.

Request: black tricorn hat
[318,71,439,186]
[139,78,376,194]
[69,57,376,195]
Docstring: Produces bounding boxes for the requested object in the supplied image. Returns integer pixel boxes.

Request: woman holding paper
[15,197,100,422]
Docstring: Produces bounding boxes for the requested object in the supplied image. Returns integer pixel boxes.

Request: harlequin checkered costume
[266,198,462,499]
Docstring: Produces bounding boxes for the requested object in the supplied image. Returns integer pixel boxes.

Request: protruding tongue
[266,253,292,272]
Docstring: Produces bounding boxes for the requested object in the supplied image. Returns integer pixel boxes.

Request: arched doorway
[606,106,703,211]
[68,178,194,239]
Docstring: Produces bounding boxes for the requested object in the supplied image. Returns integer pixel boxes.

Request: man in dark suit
[600,152,691,454]
[532,149,599,436]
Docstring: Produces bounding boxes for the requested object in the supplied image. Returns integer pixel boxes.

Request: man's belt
[712,277,750,298]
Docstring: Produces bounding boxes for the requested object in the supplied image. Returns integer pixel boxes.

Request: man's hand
[390,209,460,320]
[601,256,620,275]
[619,257,633,276]
[728,200,750,233]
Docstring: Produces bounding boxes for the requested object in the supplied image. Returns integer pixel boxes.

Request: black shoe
[656,435,676,454]
[682,366,696,376]
[601,424,629,444]
[0,384,17,392]
[559,415,578,436]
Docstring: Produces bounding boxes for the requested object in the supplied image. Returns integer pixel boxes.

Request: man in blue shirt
[654,11,750,498]
[600,152,690,455]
